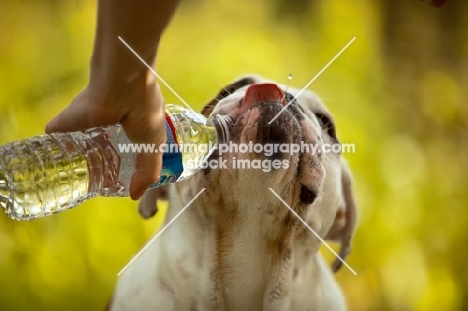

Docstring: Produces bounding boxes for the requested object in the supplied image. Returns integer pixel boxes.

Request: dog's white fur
[109,76,358,311]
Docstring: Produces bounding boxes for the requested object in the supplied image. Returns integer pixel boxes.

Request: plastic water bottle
[0,104,231,221]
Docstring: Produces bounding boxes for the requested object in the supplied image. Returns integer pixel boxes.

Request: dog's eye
[315,113,337,141]
[300,185,317,205]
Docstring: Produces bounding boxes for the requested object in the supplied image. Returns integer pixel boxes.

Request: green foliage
[0,0,467,309]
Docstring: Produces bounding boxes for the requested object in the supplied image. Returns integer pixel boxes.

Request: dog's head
[139,75,358,272]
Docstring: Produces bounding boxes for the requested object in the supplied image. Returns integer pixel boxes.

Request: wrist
[89,39,158,86]
[89,39,159,104]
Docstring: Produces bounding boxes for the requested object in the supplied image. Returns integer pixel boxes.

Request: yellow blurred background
[0,0,467,310]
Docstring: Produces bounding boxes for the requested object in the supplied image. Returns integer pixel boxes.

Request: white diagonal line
[268,37,356,125]
[117,188,206,276]
[268,188,357,275]
[118,36,200,117]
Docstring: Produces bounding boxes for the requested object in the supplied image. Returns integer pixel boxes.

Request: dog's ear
[201,75,261,116]
[325,159,359,272]
[138,186,169,219]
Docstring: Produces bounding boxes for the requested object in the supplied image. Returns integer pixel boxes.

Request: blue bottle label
[149,115,183,188]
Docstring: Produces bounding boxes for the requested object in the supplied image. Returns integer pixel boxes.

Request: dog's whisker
[228,64,248,81]
[282,74,293,102]
[285,74,293,93]
[221,68,240,81]
[214,77,226,89]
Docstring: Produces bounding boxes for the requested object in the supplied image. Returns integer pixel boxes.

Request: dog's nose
[240,84,285,115]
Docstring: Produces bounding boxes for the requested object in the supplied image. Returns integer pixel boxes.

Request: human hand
[45,0,181,202]
[46,71,166,200]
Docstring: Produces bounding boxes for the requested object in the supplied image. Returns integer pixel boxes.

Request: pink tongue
[240,84,285,114]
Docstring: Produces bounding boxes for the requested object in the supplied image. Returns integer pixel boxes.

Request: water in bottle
[0,104,231,220]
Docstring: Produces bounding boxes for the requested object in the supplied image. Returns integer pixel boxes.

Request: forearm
[90,0,180,89]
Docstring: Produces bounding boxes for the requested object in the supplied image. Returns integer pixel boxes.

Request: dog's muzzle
[231,84,299,153]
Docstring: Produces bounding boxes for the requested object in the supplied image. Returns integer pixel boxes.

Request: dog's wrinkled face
[140,75,357,271]
[203,77,326,211]
[198,76,357,268]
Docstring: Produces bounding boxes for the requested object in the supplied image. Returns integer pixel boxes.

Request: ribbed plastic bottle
[0,104,231,221]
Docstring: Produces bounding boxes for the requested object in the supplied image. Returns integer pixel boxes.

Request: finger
[46,88,123,134]
[129,152,163,200]
[45,89,92,133]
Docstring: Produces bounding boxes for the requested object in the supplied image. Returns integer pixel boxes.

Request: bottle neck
[210,114,232,144]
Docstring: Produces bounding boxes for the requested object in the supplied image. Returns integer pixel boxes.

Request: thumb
[129,152,164,200]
